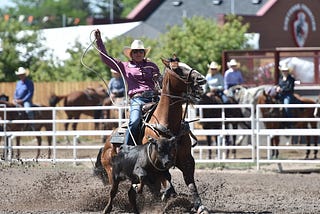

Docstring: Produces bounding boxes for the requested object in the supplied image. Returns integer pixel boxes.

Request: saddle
[109,102,158,145]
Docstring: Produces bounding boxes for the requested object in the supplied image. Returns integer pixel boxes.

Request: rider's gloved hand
[94,29,101,39]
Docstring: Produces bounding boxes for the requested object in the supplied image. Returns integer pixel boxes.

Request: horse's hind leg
[206,135,212,159]
[36,136,42,159]
[47,136,52,159]
[16,136,21,160]
[314,136,318,159]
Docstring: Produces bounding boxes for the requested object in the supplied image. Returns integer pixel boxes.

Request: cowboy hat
[279,64,290,71]
[227,59,239,67]
[123,40,151,59]
[111,69,118,73]
[207,61,221,70]
[15,67,29,75]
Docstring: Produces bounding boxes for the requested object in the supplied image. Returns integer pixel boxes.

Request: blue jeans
[281,94,295,118]
[23,101,34,120]
[280,94,295,128]
[216,90,229,104]
[125,96,154,146]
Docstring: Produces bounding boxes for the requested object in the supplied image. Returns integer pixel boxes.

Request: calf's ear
[169,136,176,143]
[147,136,157,144]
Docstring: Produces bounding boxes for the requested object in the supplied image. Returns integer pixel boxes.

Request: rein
[145,66,199,146]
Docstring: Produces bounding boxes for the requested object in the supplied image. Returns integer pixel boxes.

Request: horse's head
[95,84,108,98]
[258,88,279,117]
[161,58,206,102]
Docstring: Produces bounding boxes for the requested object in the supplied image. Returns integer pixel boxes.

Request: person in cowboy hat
[223,59,244,91]
[108,69,125,99]
[13,67,35,126]
[276,64,296,128]
[94,29,161,146]
[203,61,225,98]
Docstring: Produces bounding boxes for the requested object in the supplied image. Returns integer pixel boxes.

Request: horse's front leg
[64,120,70,144]
[71,116,81,144]
[177,153,208,213]
[305,135,311,159]
[231,123,238,159]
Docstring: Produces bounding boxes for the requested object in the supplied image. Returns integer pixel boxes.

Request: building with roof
[124,0,320,49]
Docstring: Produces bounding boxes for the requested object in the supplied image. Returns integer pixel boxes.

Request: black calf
[103,137,177,214]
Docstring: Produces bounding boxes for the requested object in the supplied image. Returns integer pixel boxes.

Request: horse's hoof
[132,183,142,194]
[197,205,209,214]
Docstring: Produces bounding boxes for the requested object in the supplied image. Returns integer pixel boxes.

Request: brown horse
[100,96,126,143]
[257,88,318,159]
[197,93,250,159]
[257,90,282,158]
[0,101,52,160]
[49,85,108,132]
[95,59,208,213]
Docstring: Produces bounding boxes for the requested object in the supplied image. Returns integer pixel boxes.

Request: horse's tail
[93,147,108,185]
[49,94,65,107]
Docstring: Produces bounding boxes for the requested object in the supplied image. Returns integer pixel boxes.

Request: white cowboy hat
[111,69,118,73]
[227,59,240,67]
[123,40,151,59]
[15,67,29,75]
[207,61,221,70]
[279,64,290,71]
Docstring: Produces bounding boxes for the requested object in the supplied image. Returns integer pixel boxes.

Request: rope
[81,30,141,146]
[147,142,170,172]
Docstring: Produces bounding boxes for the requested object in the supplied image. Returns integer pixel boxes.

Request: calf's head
[149,136,177,170]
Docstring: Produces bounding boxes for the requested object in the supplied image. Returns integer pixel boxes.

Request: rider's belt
[132,91,155,99]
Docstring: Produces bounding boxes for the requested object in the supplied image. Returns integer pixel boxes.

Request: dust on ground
[1,161,320,214]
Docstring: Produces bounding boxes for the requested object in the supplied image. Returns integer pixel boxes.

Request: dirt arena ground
[1,161,320,214]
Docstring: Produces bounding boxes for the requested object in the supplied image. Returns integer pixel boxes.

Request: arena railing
[1,104,320,170]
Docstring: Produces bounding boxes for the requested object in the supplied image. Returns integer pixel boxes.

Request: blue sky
[1,0,16,9]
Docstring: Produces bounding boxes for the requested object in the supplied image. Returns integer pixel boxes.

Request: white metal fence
[1,104,320,169]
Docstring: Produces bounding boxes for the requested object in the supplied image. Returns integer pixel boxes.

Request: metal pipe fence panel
[0,104,319,170]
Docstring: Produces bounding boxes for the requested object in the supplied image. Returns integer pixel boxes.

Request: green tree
[0,18,47,82]
[152,15,251,75]
[10,0,90,28]
[57,15,251,81]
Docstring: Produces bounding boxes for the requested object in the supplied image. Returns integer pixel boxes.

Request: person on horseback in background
[94,29,162,146]
[203,61,228,103]
[108,69,125,99]
[223,59,244,102]
[13,67,35,130]
[276,64,296,128]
